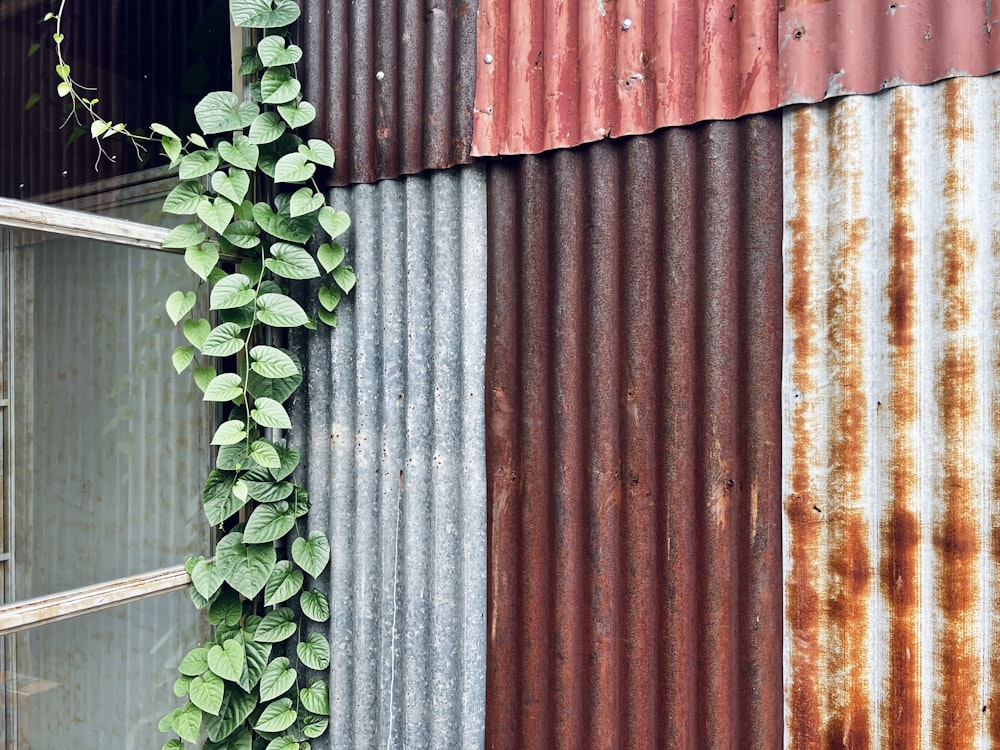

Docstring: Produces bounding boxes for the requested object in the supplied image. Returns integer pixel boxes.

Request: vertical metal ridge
[783,74,1000,749]
[485,115,784,749]
[290,166,487,749]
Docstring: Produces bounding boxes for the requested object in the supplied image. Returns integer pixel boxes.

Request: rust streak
[990,226,1000,746]
[880,90,921,750]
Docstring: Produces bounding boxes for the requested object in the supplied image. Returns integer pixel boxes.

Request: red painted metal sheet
[301,0,478,187]
[484,114,784,749]
[473,0,780,157]
[779,0,1000,105]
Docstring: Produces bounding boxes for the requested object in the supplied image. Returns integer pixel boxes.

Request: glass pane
[3,588,208,748]
[6,229,212,599]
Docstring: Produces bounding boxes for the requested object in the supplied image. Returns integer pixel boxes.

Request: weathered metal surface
[300,0,479,187]
[784,74,1000,748]
[473,0,780,157]
[779,0,1000,106]
[485,115,784,748]
[289,166,488,748]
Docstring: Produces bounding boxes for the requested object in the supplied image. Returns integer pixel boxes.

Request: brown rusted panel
[485,113,784,749]
[301,0,478,187]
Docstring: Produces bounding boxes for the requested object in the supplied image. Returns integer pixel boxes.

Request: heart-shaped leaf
[259,657,296,701]
[255,697,297,733]
[270,443,300,481]
[178,646,210,677]
[250,346,299,379]
[291,531,330,578]
[273,152,315,184]
[179,150,221,179]
[211,419,248,446]
[189,670,225,716]
[252,203,316,243]
[203,372,244,402]
[208,588,243,626]
[203,469,246,525]
[204,690,256,743]
[298,139,335,168]
[289,187,324,217]
[185,242,220,281]
[173,675,192,697]
[163,223,206,250]
[260,66,301,104]
[164,180,204,214]
[277,100,316,128]
[265,242,320,280]
[208,639,246,683]
[171,702,203,744]
[212,169,251,205]
[219,135,259,170]
[296,632,331,670]
[183,318,211,349]
[319,206,351,239]
[317,242,345,272]
[202,322,246,357]
[258,34,303,66]
[264,561,303,606]
[191,558,224,599]
[197,196,236,234]
[299,678,329,715]
[231,0,301,28]
[165,290,197,324]
[254,607,296,643]
[300,713,329,739]
[194,365,217,393]
[256,293,309,327]
[250,439,281,469]
[211,274,256,310]
[215,531,277,598]
[318,285,341,312]
[248,111,287,144]
[300,589,330,622]
[333,264,357,293]
[172,345,195,374]
[195,91,259,134]
[237,630,271,691]
[243,501,296,543]
[222,220,261,249]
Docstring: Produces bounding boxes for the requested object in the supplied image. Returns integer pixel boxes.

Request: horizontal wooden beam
[0,565,191,637]
[0,197,170,251]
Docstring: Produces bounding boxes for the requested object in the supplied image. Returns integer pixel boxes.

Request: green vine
[45,2,352,748]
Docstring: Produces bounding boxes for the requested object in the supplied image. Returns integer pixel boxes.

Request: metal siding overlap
[289,167,488,749]
[784,74,1000,749]
[472,0,780,157]
[485,116,784,748]
[300,0,479,187]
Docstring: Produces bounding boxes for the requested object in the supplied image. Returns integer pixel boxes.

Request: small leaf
[219,134,259,170]
[277,100,316,128]
[173,674,193,698]
[291,532,331,578]
[179,150,221,180]
[254,607,296,643]
[273,152,315,184]
[258,35,303,66]
[179,646,210,676]
[208,588,243,626]
[258,657,296,701]
[171,702,203,744]
[289,187,324,217]
[318,285,341,312]
[211,274,256,310]
[211,419,248,446]
[248,111,287,145]
[317,308,338,327]
[299,678,330,715]
[296,632,331,670]
[332,265,357,293]
[56,81,71,97]
[265,737,300,750]
[195,91,259,134]
[231,0,301,28]
[298,139,335,168]
[256,293,309,327]
[264,561,304,605]
[189,132,208,149]
[172,345,195,373]
[189,670,225,716]
[300,589,330,622]
[184,318,211,350]
[250,440,281,469]
[165,290,197,324]
[251,396,292,430]
[164,180,204,215]
[163,223,207,250]
[317,242,345,272]
[208,639,246,682]
[260,66,301,105]
[255,697,297,733]
[243,501,296,543]
[194,365,217,393]
[204,372,244,402]
[202,322,246,357]
[265,242,320,280]
[212,169,251,205]
[198,196,236,235]
[90,119,110,138]
[222,220,261,249]
[191,558,224,599]
[161,135,182,165]
[185,242,220,281]
[300,713,329,739]
[250,346,300,379]
[159,708,181,733]
[151,123,181,141]
[215,531,277,599]
[319,206,351,239]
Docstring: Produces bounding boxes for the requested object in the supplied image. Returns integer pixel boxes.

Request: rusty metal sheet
[784,74,1000,748]
[300,0,479,187]
[485,114,784,748]
[779,0,1000,106]
[473,0,780,157]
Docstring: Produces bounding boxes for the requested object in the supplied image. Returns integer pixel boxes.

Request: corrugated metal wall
[300,0,479,187]
[290,166,488,749]
[485,115,784,749]
[784,73,1000,749]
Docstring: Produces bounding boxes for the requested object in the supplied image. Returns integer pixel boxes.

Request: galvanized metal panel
[300,0,478,187]
[485,116,784,748]
[784,74,1000,749]
[473,0,780,157]
[779,0,1000,106]
[289,166,487,749]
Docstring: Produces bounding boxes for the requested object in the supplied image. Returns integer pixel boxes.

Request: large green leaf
[258,35,302,66]
[318,206,351,239]
[243,501,296,543]
[191,558,224,599]
[256,293,309,327]
[184,318,211,350]
[231,0,301,28]
[260,67,301,105]
[289,187,324,218]
[212,169,251,206]
[204,687,257,742]
[248,111,287,144]
[223,220,261,249]
[165,290,197,324]
[171,702,203,744]
[164,180,204,215]
[236,630,271,691]
[204,372,245,402]
[252,202,316,244]
[164,223,206,250]
[243,476,294,503]
[254,607,296,643]
[299,139,335,168]
[265,242,320,280]
[247,366,302,404]
[264,560,303,606]
[189,670,225,716]
[251,397,292,430]
[250,439,282,469]
[270,443,300,481]
[219,135,259,170]
[273,152,315,184]
[277,100,315,128]
[299,678,329,715]
[291,532,331,578]
[202,322,246,357]
[203,469,247,525]
[205,726,253,750]
[185,242,220,281]
[179,646,210,677]
[299,589,330,622]
[211,274,256,311]
[217,442,256,471]
[208,639,246,683]
[255,698,297,733]
[258,657,296,701]
[179,150,221,180]
[250,345,299,379]
[296,632,331,670]
[208,588,243,626]
[211,419,248,446]
[198,196,236,234]
[215,531,277,598]
[195,91,259,134]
